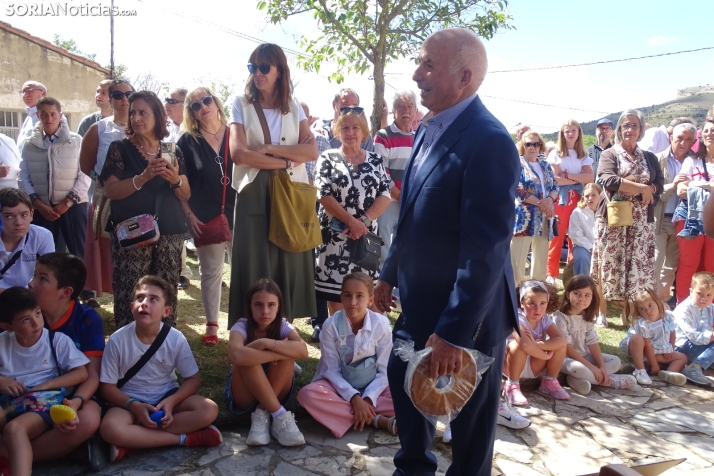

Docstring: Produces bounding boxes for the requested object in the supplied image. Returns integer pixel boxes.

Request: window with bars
[0,110,25,141]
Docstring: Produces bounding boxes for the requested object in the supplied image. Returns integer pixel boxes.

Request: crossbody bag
[193,132,233,248]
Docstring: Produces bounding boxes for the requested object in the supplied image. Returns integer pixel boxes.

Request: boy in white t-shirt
[0,287,89,476]
[99,275,221,463]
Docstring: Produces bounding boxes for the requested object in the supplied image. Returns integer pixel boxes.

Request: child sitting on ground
[0,287,89,476]
[619,288,687,386]
[298,272,396,438]
[226,279,308,447]
[28,252,106,469]
[673,271,714,386]
[554,275,637,394]
[503,280,569,406]
[99,275,221,462]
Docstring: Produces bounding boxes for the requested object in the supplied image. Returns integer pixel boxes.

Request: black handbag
[347,232,383,273]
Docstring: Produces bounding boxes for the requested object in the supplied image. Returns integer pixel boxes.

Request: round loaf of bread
[409,348,478,416]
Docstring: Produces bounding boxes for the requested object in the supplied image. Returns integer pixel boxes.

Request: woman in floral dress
[592,109,664,311]
[314,107,392,313]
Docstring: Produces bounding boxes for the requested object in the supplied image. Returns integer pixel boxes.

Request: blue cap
[596,118,613,128]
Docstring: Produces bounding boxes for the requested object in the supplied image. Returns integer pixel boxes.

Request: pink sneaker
[538,377,570,400]
[503,381,528,406]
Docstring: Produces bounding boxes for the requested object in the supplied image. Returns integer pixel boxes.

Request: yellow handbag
[606,199,633,227]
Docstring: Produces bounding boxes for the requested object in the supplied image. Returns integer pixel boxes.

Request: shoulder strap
[48,329,63,377]
[252,101,272,145]
[220,130,229,212]
[702,158,710,182]
[117,324,171,389]
[334,312,349,363]
[0,234,30,277]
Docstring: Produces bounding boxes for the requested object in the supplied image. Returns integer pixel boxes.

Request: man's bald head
[427,28,487,94]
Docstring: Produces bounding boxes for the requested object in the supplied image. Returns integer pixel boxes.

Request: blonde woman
[177,87,236,345]
[546,119,594,281]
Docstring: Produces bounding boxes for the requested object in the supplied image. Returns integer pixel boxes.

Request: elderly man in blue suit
[374,28,520,476]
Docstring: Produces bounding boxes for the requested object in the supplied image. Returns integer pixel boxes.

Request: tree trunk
[370,58,386,137]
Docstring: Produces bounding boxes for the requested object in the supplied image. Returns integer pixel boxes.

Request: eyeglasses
[111,90,133,100]
[247,63,272,75]
[215,155,231,185]
[165,97,183,105]
[19,88,42,95]
[524,142,541,148]
[189,96,214,112]
[621,123,640,131]
[340,106,364,115]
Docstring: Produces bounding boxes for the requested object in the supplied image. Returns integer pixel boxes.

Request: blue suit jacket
[381,96,519,350]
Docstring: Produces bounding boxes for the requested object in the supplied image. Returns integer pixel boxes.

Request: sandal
[203,322,219,346]
[373,414,398,435]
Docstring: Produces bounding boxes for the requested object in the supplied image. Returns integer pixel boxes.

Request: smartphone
[161,142,177,166]
[329,217,347,233]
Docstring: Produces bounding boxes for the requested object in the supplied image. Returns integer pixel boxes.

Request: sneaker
[497,401,531,429]
[658,370,687,386]
[545,276,556,285]
[595,313,608,328]
[566,375,591,395]
[311,326,321,343]
[178,276,190,290]
[109,445,130,462]
[607,374,637,390]
[294,362,303,376]
[503,381,528,406]
[246,408,271,446]
[538,377,570,400]
[633,368,652,385]
[271,411,305,447]
[86,432,109,471]
[185,425,223,447]
[682,364,712,386]
[442,424,452,443]
[85,298,101,309]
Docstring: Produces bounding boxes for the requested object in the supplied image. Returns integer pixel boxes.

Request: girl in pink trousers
[298,272,397,437]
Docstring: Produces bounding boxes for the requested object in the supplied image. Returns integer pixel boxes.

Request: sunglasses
[247,63,272,75]
[189,96,214,111]
[524,142,541,148]
[340,106,364,115]
[20,88,42,95]
[165,97,183,105]
[111,90,133,100]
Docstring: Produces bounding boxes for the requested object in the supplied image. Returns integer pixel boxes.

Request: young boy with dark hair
[0,287,89,476]
[100,275,221,462]
[27,252,107,469]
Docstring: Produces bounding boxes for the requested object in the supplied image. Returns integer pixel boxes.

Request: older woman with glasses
[314,107,392,312]
[592,109,664,314]
[177,87,236,345]
[227,43,318,328]
[511,131,559,283]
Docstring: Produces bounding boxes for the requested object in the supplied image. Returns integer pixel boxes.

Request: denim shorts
[223,364,295,416]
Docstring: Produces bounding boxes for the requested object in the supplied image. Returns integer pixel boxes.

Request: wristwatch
[361,215,371,227]
[170,177,183,189]
[65,199,74,208]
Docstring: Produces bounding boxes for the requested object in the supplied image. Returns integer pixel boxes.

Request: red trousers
[547,190,579,277]
[675,220,714,303]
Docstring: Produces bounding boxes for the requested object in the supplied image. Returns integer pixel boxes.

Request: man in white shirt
[76,80,113,137]
[0,133,22,190]
[16,81,47,148]
[312,88,382,151]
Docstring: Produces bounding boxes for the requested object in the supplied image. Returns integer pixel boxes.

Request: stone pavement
[34,374,714,476]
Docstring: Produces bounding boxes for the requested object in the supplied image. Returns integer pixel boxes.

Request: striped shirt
[373,123,414,190]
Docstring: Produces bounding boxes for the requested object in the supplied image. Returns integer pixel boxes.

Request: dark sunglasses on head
[340,106,364,115]
[247,63,272,75]
[189,96,214,111]
[111,90,133,100]
[165,97,183,105]
[524,142,541,148]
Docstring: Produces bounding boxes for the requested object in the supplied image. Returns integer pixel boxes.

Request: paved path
[34,374,714,476]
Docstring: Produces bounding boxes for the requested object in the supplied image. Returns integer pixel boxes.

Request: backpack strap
[117,324,171,389]
[48,328,62,377]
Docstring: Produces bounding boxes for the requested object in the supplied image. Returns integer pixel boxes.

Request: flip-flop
[202,322,219,346]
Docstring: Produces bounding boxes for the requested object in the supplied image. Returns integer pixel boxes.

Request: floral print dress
[514,155,559,239]
[314,150,392,299]
[592,145,656,301]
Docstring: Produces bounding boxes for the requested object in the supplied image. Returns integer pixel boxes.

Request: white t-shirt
[0,328,89,388]
[547,149,593,176]
[230,100,308,146]
[529,161,546,197]
[230,317,295,343]
[0,133,22,189]
[680,156,714,181]
[0,225,55,290]
[100,322,199,404]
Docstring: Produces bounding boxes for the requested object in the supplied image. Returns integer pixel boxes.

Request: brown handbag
[193,131,233,247]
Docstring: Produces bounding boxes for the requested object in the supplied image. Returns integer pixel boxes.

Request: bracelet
[125,397,138,411]
[273,339,276,351]
[284,158,290,169]
[70,395,85,410]
[132,175,142,191]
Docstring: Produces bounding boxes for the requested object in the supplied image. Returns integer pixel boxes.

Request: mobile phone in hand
[329,217,347,232]
[161,142,177,166]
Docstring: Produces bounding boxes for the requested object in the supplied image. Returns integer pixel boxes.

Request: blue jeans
[675,339,714,369]
[572,245,592,276]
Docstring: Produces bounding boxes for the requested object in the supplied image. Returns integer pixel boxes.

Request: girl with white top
[546,120,594,281]
[568,183,601,277]
[554,275,636,395]
[226,279,308,447]
[298,272,397,437]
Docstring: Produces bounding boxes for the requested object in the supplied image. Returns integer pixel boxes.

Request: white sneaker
[497,401,531,429]
[442,424,452,443]
[246,408,271,446]
[294,362,303,376]
[633,369,652,385]
[545,276,556,285]
[595,313,608,328]
[566,375,591,395]
[271,411,305,446]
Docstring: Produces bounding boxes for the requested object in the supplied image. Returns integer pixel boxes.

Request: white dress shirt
[0,133,22,189]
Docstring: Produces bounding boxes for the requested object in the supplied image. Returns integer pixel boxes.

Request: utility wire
[482,95,610,115]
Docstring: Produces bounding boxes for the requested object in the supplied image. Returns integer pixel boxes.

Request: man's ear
[460,69,473,89]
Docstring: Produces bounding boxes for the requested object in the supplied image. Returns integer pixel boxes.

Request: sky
[2,0,713,133]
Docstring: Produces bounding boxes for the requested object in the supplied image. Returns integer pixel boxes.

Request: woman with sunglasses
[99,91,190,328]
[512,130,559,283]
[78,79,135,301]
[177,87,236,344]
[314,107,392,312]
[226,43,318,329]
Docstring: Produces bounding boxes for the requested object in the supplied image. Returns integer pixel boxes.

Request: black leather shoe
[178,276,190,290]
[311,326,321,343]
